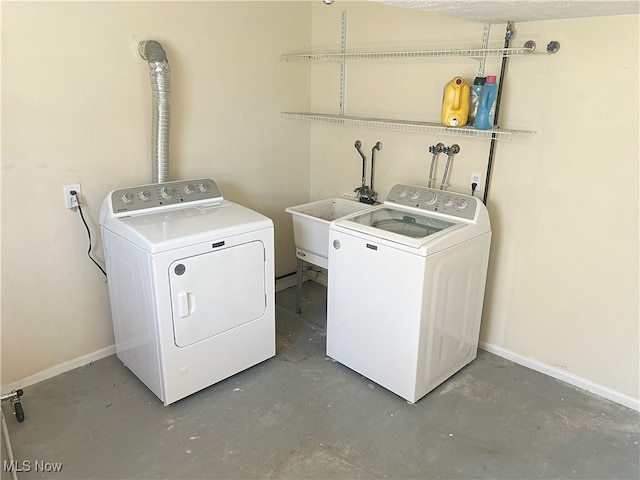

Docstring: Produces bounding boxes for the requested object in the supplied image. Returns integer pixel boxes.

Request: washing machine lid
[331,184,490,253]
[103,200,272,253]
[349,207,456,237]
[333,204,467,250]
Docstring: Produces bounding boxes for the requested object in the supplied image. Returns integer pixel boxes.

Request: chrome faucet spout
[354,140,367,192]
[370,141,382,197]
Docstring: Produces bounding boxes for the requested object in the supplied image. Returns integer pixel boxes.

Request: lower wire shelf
[280,112,534,140]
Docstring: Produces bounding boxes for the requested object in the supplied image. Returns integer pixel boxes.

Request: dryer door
[169,241,266,347]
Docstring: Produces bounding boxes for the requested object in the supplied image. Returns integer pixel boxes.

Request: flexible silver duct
[139,40,171,184]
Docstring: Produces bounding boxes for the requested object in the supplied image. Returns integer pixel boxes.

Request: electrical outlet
[470,172,482,188]
[63,184,81,209]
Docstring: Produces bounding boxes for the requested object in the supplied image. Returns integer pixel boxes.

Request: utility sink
[286,197,372,269]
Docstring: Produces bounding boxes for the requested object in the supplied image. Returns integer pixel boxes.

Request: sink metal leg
[1,406,19,480]
[295,258,303,314]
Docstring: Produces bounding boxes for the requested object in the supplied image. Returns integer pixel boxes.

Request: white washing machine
[99,178,275,405]
[327,184,491,403]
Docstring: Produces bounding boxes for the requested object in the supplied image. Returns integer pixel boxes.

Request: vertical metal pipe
[483,22,513,205]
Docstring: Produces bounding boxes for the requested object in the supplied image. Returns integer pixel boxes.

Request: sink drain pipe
[139,40,171,184]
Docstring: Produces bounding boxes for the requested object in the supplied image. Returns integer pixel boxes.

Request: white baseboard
[275,269,328,292]
[480,341,640,412]
[1,344,116,394]
[275,274,298,292]
[4,276,301,393]
[5,313,636,414]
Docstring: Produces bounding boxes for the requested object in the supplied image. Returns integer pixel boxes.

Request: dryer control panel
[109,178,223,214]
[385,184,478,221]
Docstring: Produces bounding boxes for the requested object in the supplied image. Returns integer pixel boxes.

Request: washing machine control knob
[398,189,407,198]
[410,191,419,200]
[198,182,210,193]
[424,191,438,204]
[121,192,134,203]
[184,184,197,194]
[138,190,151,201]
[444,196,453,207]
[161,185,176,198]
[456,198,468,209]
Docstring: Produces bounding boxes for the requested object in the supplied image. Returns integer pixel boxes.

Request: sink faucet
[353,140,379,205]
[369,141,383,204]
[353,140,367,198]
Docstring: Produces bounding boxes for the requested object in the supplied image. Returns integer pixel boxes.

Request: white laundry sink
[286,197,371,269]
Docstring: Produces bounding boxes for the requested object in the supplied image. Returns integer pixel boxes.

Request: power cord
[471,182,478,197]
[70,191,107,278]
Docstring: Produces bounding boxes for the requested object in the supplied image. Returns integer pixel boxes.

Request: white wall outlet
[470,172,482,188]
[63,184,81,209]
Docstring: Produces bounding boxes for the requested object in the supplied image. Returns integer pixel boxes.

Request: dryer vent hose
[139,40,171,184]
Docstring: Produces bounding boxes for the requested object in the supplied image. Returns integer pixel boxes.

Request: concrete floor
[2,281,639,479]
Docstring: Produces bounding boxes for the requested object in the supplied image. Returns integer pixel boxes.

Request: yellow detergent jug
[441,76,470,127]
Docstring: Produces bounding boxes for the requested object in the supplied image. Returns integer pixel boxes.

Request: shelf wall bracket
[478,24,490,78]
[339,10,347,115]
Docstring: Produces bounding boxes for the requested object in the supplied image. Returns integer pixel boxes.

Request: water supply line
[427,143,445,188]
[440,144,460,190]
[139,40,171,184]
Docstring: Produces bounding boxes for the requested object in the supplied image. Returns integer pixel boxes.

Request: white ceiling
[376,0,640,24]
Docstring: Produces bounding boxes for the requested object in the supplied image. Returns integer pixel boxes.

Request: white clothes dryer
[99,178,275,405]
[327,184,491,403]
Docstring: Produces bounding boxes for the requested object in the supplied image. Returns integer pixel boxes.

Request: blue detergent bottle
[466,76,485,126]
[475,75,497,130]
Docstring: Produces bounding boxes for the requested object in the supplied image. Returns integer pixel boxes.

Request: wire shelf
[281,46,538,62]
[280,112,534,140]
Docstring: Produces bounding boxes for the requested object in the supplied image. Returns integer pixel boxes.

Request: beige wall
[2,1,638,407]
[309,3,639,403]
[1,1,311,384]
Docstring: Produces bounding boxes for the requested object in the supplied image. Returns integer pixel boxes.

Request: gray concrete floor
[2,281,639,479]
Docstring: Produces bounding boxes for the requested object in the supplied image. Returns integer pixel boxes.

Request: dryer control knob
[139,190,151,201]
[410,191,419,200]
[121,192,134,203]
[184,184,197,194]
[161,185,176,198]
[199,182,210,193]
